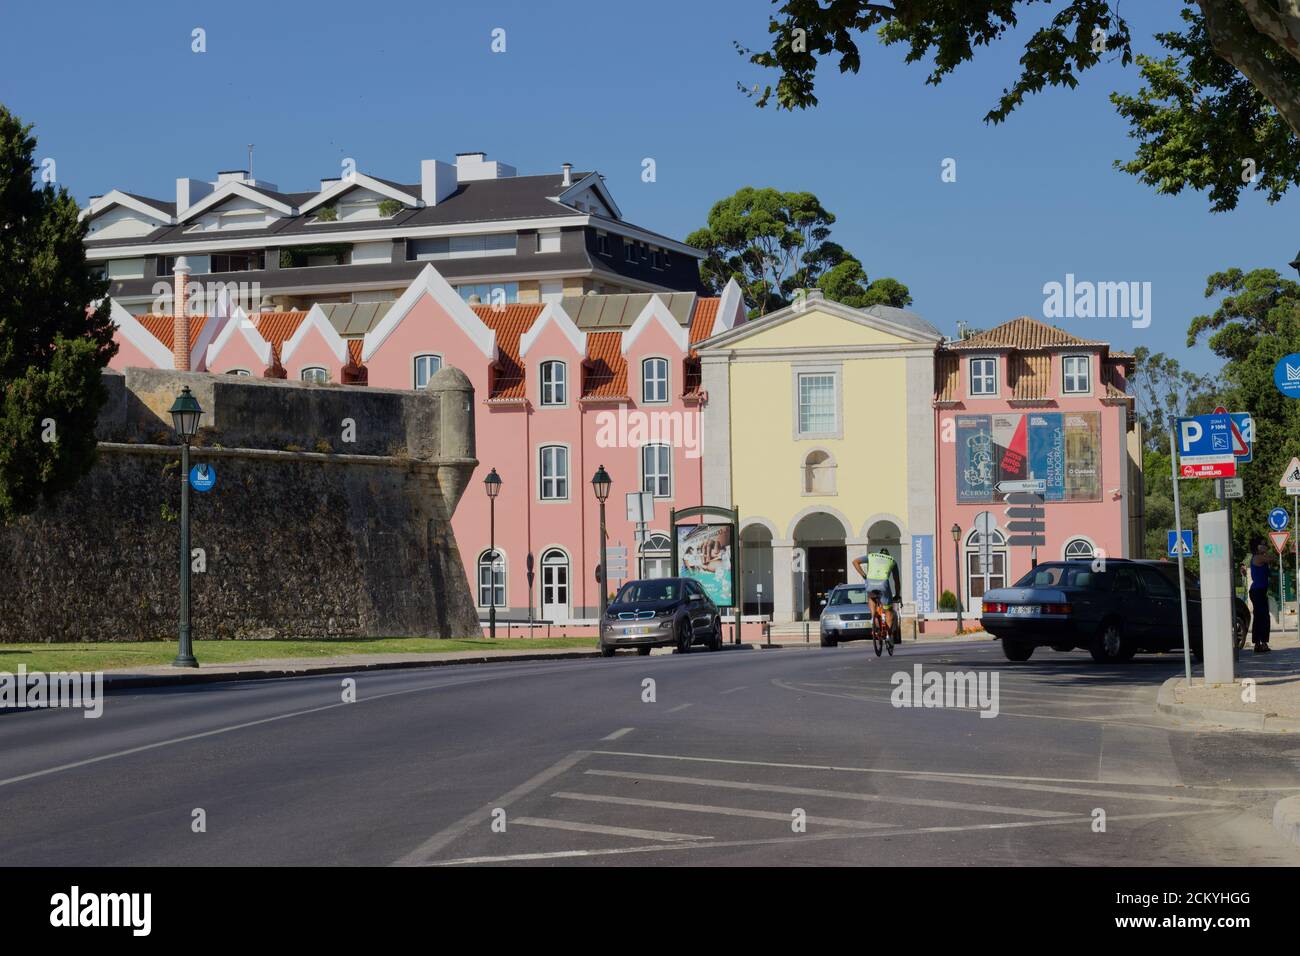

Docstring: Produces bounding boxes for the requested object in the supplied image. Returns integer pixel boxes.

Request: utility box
[1197,509,1234,685]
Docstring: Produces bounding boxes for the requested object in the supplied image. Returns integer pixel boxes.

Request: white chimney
[216,169,250,185]
[420,159,457,204]
[561,163,572,187]
[319,177,340,192]
[455,152,517,182]
[176,177,214,215]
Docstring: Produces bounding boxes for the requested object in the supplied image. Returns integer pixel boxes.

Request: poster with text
[993,413,1030,484]
[1027,413,1066,501]
[956,416,994,502]
[911,534,935,614]
[677,523,734,607]
[1064,412,1101,501]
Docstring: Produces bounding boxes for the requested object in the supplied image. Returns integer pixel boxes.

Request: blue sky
[2,0,1295,373]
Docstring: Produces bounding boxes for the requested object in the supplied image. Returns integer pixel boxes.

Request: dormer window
[969,357,997,396]
[1062,355,1091,394]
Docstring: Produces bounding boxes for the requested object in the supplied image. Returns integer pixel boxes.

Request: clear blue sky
[3,0,1294,373]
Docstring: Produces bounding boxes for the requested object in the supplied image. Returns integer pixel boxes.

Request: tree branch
[1198,0,1300,137]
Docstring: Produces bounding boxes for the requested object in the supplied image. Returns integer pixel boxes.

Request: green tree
[739,2,1300,211]
[1130,346,1222,453]
[0,105,116,522]
[687,187,911,315]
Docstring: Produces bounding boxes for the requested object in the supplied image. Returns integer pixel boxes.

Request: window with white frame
[413,354,442,390]
[642,444,671,498]
[797,373,837,436]
[536,230,561,253]
[478,550,506,608]
[226,369,251,376]
[640,533,672,579]
[965,528,1008,602]
[642,358,669,404]
[539,445,569,500]
[969,357,997,396]
[1062,355,1091,394]
[300,366,329,384]
[540,361,567,405]
[1064,538,1095,559]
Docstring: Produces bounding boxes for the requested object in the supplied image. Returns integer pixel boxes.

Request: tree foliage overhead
[687,186,912,316]
[1130,346,1222,453]
[0,104,116,522]
[739,1,1300,211]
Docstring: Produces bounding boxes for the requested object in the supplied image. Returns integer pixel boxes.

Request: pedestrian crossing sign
[1167,530,1193,557]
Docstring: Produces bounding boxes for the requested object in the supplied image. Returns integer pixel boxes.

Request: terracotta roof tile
[689,297,718,348]
[934,351,960,402]
[251,311,308,364]
[583,331,628,399]
[949,316,1106,351]
[136,314,209,351]
[1009,352,1051,401]
[472,303,543,399]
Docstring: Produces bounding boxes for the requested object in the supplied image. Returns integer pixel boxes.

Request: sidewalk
[1155,630,1300,733]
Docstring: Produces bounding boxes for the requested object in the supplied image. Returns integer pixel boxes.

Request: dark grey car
[600,577,723,657]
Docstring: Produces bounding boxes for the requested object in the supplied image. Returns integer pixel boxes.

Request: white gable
[361,263,497,363]
[621,295,688,355]
[519,302,585,357]
[282,305,349,366]
[109,299,172,368]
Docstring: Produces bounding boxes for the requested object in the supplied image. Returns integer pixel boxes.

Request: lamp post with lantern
[168,386,203,667]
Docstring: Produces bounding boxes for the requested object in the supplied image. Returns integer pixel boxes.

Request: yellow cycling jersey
[865,552,896,580]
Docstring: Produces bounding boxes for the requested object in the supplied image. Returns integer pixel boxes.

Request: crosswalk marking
[552,791,894,830]
[513,816,711,843]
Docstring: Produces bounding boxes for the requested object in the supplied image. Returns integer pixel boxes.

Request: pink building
[108,263,745,624]
[932,317,1141,615]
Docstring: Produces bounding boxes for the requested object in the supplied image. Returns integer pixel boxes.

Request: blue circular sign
[1269,507,1289,531]
[1274,354,1300,398]
[188,463,216,492]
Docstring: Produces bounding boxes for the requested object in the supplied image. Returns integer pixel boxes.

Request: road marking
[421,807,1220,866]
[512,816,711,842]
[666,703,693,713]
[553,791,893,829]
[583,769,1073,818]
[1099,723,1181,786]
[601,727,634,741]
[898,774,1234,807]
[719,686,747,695]
[392,751,589,866]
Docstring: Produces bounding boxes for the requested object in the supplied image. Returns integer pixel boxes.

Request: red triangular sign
[1270,531,1290,553]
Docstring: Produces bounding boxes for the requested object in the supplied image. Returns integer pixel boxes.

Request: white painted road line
[666,703,693,713]
[899,773,1236,807]
[583,768,1074,818]
[512,816,711,843]
[719,686,747,695]
[601,728,635,741]
[553,791,894,830]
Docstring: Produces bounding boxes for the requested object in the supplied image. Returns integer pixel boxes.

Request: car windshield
[614,580,680,603]
[828,587,868,606]
[1152,563,1198,588]
[1013,564,1105,589]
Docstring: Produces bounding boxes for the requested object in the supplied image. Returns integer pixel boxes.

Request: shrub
[938,589,959,612]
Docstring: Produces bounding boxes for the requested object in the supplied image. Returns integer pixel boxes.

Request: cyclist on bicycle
[852,548,900,636]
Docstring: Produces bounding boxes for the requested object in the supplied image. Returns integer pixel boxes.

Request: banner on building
[677,523,734,607]
[955,412,1100,503]
[911,534,935,614]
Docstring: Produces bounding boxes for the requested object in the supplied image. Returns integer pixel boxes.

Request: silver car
[819,584,874,647]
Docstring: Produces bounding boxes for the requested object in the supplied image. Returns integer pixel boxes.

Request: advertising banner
[1027,412,1066,501]
[1064,412,1101,501]
[911,534,935,614]
[993,414,1030,484]
[954,411,1100,503]
[677,523,734,607]
[956,415,995,502]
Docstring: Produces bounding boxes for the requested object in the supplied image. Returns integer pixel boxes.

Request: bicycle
[869,589,896,657]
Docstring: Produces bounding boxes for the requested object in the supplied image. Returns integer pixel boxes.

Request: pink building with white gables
[107,262,745,624]
[931,317,1142,615]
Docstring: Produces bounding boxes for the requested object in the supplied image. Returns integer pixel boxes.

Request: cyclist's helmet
[879,548,890,554]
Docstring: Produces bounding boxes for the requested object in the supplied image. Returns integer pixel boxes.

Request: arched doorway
[964,528,1008,606]
[741,523,774,616]
[540,548,570,623]
[793,511,847,620]
[639,532,672,579]
[866,519,902,567]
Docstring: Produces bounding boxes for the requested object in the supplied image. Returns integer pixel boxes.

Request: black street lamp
[591,465,612,632]
[168,386,203,667]
[483,468,502,639]
[950,523,964,633]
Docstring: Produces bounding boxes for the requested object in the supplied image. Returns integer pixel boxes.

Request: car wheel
[1090,621,1133,663]
[676,619,692,654]
[820,634,837,647]
[709,618,723,651]
[600,645,616,658]
[1232,613,1248,651]
[637,646,652,656]
[1002,640,1034,662]
[1050,643,1074,653]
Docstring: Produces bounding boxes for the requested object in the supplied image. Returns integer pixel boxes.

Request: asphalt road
[2,639,1298,866]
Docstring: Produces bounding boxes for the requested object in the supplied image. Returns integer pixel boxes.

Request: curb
[1273,795,1300,849]
[1155,676,1300,733]
[100,650,604,692]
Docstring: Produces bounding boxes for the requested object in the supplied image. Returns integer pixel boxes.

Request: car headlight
[655,607,674,618]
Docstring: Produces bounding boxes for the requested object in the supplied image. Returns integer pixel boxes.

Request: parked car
[819,584,876,647]
[980,559,1250,663]
[600,577,723,657]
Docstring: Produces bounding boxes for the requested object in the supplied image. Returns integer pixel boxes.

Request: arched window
[540,360,567,406]
[1064,538,1095,560]
[640,532,672,579]
[300,366,329,384]
[477,549,505,608]
[540,548,570,621]
[964,527,1008,603]
[226,368,251,376]
[802,450,836,495]
[413,354,442,389]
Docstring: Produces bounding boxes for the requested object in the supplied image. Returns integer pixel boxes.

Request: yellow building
[698,291,942,622]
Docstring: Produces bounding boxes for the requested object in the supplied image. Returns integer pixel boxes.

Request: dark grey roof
[863,304,942,339]
[121,192,176,215]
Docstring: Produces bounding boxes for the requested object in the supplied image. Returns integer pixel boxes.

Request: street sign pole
[1168,417,1193,683]
[1295,496,1299,641]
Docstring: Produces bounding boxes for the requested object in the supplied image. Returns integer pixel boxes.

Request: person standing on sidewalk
[1246,539,1274,653]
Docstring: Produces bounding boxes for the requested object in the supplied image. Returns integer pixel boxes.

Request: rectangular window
[209,251,265,273]
[540,361,566,405]
[478,552,505,608]
[797,373,836,435]
[969,357,997,396]
[642,358,669,404]
[624,241,636,263]
[408,234,516,261]
[301,367,329,384]
[1062,355,1090,394]
[536,230,561,253]
[456,283,518,306]
[642,444,671,498]
[596,232,611,257]
[540,445,569,500]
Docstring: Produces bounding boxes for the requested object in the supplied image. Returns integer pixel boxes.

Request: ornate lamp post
[591,465,612,632]
[951,523,964,633]
[168,387,203,667]
[483,467,502,639]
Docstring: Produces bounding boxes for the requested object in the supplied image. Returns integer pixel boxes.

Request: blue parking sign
[1167,530,1193,557]
[1175,414,1234,460]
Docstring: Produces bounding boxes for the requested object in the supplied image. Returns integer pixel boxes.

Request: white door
[541,550,569,622]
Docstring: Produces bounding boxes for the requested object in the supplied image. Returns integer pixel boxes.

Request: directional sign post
[1167,530,1193,558]
[973,511,997,575]
[1166,417,1194,682]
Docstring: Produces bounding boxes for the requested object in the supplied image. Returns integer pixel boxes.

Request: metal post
[953,536,964,633]
[489,496,496,640]
[173,442,197,667]
[598,499,608,635]
[1294,497,1299,641]
[1168,418,1192,683]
